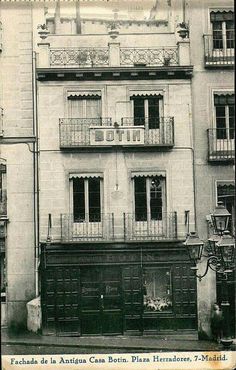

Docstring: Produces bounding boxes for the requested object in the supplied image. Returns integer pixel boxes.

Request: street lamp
[184,202,235,348]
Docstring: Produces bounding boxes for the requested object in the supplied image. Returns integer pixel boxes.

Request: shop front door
[80,266,123,335]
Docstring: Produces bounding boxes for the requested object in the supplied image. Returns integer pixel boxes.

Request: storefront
[41,242,197,336]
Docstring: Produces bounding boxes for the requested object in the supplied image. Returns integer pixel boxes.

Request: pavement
[1,327,236,353]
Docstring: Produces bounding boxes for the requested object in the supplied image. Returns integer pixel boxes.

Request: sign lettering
[90,126,145,145]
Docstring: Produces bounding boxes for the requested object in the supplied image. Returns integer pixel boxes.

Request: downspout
[32,50,40,297]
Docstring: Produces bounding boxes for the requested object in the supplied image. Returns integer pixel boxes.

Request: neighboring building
[0,2,36,330]
[188,0,235,338]
[0,0,234,341]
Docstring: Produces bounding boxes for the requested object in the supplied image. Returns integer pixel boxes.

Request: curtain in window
[69,99,83,118]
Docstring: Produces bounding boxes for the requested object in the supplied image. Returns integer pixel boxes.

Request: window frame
[131,95,164,129]
[213,92,235,140]
[70,175,103,223]
[209,9,234,50]
[132,175,166,223]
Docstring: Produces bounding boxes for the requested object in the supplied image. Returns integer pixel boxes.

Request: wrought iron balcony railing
[203,35,234,67]
[120,47,179,66]
[121,117,174,146]
[123,212,178,241]
[60,212,178,242]
[50,47,109,67]
[207,128,235,162]
[59,118,112,147]
[61,213,115,242]
[59,117,174,148]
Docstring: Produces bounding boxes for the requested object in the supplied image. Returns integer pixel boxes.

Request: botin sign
[90,126,145,145]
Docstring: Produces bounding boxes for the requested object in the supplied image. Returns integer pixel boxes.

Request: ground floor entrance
[41,243,197,336]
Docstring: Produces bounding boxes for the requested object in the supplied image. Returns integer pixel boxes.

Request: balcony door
[72,176,103,240]
[214,94,235,157]
[80,267,123,335]
[132,95,163,144]
[211,11,234,62]
[133,176,166,238]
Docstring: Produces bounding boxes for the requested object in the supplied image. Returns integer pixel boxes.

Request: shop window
[143,267,172,312]
[214,94,234,139]
[134,176,165,222]
[131,95,163,129]
[68,94,101,120]
[210,11,234,50]
[73,177,101,222]
[217,182,235,235]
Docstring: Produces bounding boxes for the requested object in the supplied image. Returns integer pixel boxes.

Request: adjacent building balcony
[207,128,235,162]
[59,117,174,148]
[60,212,178,243]
[0,190,7,217]
[203,35,234,67]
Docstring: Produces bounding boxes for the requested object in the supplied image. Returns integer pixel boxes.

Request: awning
[69,173,103,179]
[130,92,163,99]
[131,171,166,178]
[210,10,234,22]
[67,91,101,100]
[214,93,234,105]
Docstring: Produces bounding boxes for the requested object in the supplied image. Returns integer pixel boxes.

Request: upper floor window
[210,11,234,49]
[214,93,234,139]
[72,176,102,222]
[68,93,101,119]
[216,182,235,235]
[134,175,165,222]
[131,94,163,129]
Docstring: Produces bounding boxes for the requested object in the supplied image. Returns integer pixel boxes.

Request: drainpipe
[32,50,40,297]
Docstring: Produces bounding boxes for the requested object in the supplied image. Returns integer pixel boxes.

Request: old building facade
[0,0,234,340]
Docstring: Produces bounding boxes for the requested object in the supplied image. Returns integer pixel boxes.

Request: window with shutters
[73,177,101,223]
[131,95,163,129]
[214,93,234,140]
[68,94,101,120]
[210,11,234,50]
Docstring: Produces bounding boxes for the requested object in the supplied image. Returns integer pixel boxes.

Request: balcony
[60,212,178,243]
[50,46,179,68]
[207,128,235,162]
[203,35,234,67]
[59,117,174,149]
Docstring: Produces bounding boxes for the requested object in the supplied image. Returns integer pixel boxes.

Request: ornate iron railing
[50,47,109,67]
[121,117,174,146]
[59,118,112,147]
[120,47,179,66]
[61,213,115,242]
[203,35,234,67]
[124,212,178,241]
[60,212,178,242]
[207,128,235,161]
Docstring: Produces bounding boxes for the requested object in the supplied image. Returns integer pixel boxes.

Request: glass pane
[148,98,160,129]
[86,99,101,119]
[133,98,145,126]
[226,21,235,48]
[229,105,235,138]
[73,178,85,222]
[69,99,83,118]
[215,106,226,139]
[88,178,101,222]
[134,177,147,221]
[150,177,162,220]
[212,21,223,49]
[143,268,172,312]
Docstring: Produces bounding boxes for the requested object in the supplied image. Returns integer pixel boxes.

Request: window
[210,11,234,50]
[73,177,101,222]
[68,94,101,119]
[134,176,164,222]
[217,182,235,235]
[143,267,172,312]
[214,94,234,139]
[131,95,163,129]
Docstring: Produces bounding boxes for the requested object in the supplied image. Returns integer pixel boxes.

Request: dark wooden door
[80,266,123,335]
